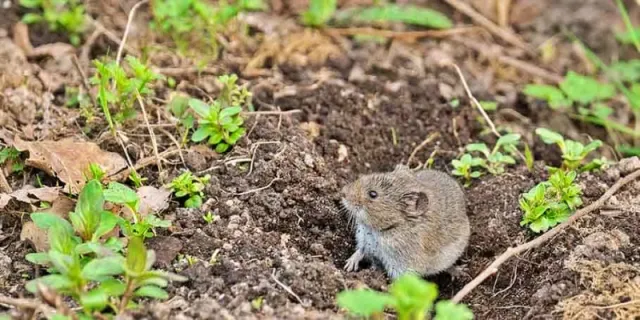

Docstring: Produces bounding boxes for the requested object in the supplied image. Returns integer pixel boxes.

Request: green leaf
[465,143,490,157]
[207,132,224,145]
[434,300,474,320]
[98,278,126,296]
[496,133,521,148]
[21,13,43,24]
[26,252,51,265]
[559,71,614,104]
[348,4,452,29]
[215,142,230,153]
[535,128,564,145]
[479,101,497,111]
[219,106,242,119]
[188,99,211,118]
[48,225,77,255]
[134,285,169,300]
[19,0,41,8]
[301,0,337,26]
[523,84,567,105]
[31,212,73,234]
[524,143,534,171]
[93,211,120,240]
[81,256,125,281]
[80,287,109,311]
[583,140,603,154]
[72,180,105,237]
[26,274,73,293]
[184,195,203,208]
[336,289,392,317]
[191,126,211,142]
[126,236,147,274]
[104,182,138,208]
[389,273,438,315]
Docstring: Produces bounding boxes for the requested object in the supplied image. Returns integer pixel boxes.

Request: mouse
[341,164,470,279]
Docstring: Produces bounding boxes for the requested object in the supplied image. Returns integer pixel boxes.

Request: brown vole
[341,165,470,279]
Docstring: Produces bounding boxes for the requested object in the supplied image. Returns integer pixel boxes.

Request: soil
[1,0,640,320]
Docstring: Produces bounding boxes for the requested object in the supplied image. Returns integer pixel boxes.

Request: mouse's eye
[368,190,378,199]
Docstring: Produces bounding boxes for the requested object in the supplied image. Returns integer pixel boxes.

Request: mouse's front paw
[344,250,364,272]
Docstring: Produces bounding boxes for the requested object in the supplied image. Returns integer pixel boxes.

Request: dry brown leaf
[0,186,61,210]
[20,196,74,252]
[137,186,171,216]
[13,137,128,194]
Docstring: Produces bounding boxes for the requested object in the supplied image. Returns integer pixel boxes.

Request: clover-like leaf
[336,289,392,317]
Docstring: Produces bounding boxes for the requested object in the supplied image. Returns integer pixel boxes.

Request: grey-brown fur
[341,165,469,279]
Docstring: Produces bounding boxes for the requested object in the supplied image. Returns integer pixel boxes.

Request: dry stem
[406,132,440,167]
[452,168,640,303]
[135,91,163,181]
[116,0,149,66]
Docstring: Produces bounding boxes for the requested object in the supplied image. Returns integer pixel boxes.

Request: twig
[108,148,180,181]
[271,269,307,306]
[243,110,302,116]
[406,132,440,166]
[0,169,12,193]
[158,128,186,167]
[443,0,529,51]
[116,0,149,66]
[37,284,76,319]
[87,18,139,56]
[71,55,97,104]
[452,169,640,303]
[225,175,280,196]
[135,91,163,181]
[450,63,500,137]
[248,141,282,175]
[326,26,480,40]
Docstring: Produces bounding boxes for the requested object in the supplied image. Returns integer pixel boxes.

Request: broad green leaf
[559,71,614,104]
[26,274,73,293]
[138,276,169,288]
[336,289,392,317]
[104,182,138,208]
[465,143,490,157]
[126,236,147,274]
[479,101,497,111]
[389,273,438,315]
[48,224,77,255]
[348,4,452,29]
[73,180,105,237]
[608,60,640,82]
[215,142,230,153]
[583,140,603,154]
[207,132,224,145]
[188,99,211,118]
[219,106,242,119]
[99,278,126,296]
[19,0,42,8]
[81,256,125,281]
[21,13,43,24]
[592,103,613,119]
[80,287,109,310]
[93,211,120,240]
[26,252,51,265]
[301,0,337,27]
[535,128,564,145]
[134,285,169,299]
[495,133,521,148]
[434,300,474,320]
[191,127,211,142]
[523,84,568,108]
[617,144,640,156]
[31,212,73,234]
[184,195,203,208]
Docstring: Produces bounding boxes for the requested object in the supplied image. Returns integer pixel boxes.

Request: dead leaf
[146,236,183,267]
[28,43,75,59]
[299,121,321,139]
[20,196,74,252]
[12,137,128,194]
[137,186,171,216]
[0,186,61,210]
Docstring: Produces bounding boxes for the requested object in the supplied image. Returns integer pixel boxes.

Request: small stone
[227,223,239,230]
[618,156,640,175]
[438,83,454,100]
[233,230,243,238]
[229,215,241,224]
[304,154,314,168]
[310,243,325,254]
[337,145,348,162]
[223,243,233,251]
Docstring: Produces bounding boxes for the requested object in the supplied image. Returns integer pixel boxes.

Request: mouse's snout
[341,180,361,204]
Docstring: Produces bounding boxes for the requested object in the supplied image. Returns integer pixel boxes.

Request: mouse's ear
[400,191,429,217]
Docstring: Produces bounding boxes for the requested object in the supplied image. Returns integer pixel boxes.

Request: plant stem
[615,0,640,53]
[118,277,135,314]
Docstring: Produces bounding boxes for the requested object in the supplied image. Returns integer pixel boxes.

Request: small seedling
[0,146,24,173]
[167,93,195,146]
[25,180,186,317]
[85,163,106,182]
[535,128,605,172]
[128,170,147,188]
[202,212,217,224]
[189,74,250,153]
[91,56,163,133]
[520,170,583,233]
[301,0,337,27]
[104,182,170,239]
[185,255,198,266]
[251,296,264,310]
[20,0,86,46]
[523,71,615,110]
[452,134,521,186]
[165,171,210,208]
[334,3,453,30]
[336,273,473,320]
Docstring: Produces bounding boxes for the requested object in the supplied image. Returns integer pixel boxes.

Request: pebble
[618,156,640,175]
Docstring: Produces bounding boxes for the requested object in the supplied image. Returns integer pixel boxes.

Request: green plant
[85,163,106,182]
[104,182,170,239]
[128,170,147,188]
[335,4,452,30]
[520,170,583,233]
[189,74,250,153]
[451,134,521,186]
[202,211,217,224]
[20,0,86,46]
[302,0,337,27]
[0,146,24,173]
[151,0,265,54]
[535,128,605,172]
[91,56,163,133]
[165,171,210,208]
[523,71,615,110]
[336,273,473,320]
[168,93,195,146]
[24,180,186,317]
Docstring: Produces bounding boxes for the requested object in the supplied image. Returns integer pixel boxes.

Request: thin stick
[406,132,440,166]
[452,169,640,303]
[158,128,186,167]
[248,141,282,175]
[87,18,139,56]
[243,110,302,116]
[326,26,479,40]
[226,175,280,196]
[71,55,97,104]
[450,63,500,137]
[116,0,149,66]
[443,0,529,51]
[108,148,180,182]
[135,91,163,180]
[497,55,563,84]
[271,269,306,306]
